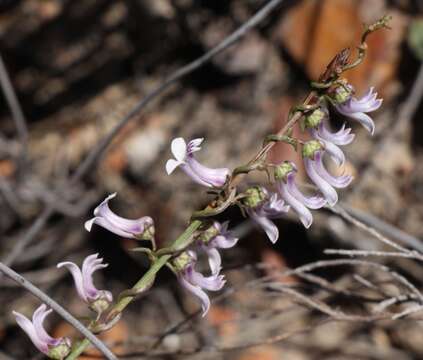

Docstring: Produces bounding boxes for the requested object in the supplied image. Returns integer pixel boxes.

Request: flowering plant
[11,15,391,360]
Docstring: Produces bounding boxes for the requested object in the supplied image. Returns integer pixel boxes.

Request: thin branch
[324,248,423,260]
[340,203,423,253]
[0,262,117,360]
[0,54,28,167]
[328,204,415,254]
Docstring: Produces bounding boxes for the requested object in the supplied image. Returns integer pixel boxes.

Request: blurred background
[1,0,423,359]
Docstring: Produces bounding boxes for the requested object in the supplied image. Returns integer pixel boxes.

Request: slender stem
[0,263,117,360]
[65,220,203,359]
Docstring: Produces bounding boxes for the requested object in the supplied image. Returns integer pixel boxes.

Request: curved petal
[321,139,346,166]
[213,234,239,249]
[286,172,326,209]
[13,311,48,354]
[84,217,135,238]
[187,158,229,187]
[304,158,338,207]
[171,137,187,162]
[187,269,226,291]
[179,276,210,317]
[315,123,355,145]
[248,209,280,243]
[57,261,87,302]
[166,159,183,175]
[187,138,204,154]
[277,182,313,228]
[206,248,222,275]
[313,151,353,188]
[262,193,290,216]
[82,254,108,300]
[93,194,150,235]
[180,163,215,187]
[345,111,375,135]
[32,305,60,347]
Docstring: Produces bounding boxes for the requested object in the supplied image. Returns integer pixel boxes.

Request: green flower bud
[332,84,353,104]
[197,224,219,246]
[274,161,295,181]
[135,223,155,241]
[302,140,323,159]
[242,186,267,209]
[304,108,326,129]
[90,297,111,315]
[48,342,71,360]
[172,251,193,272]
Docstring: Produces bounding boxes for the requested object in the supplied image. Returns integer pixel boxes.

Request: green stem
[66,339,91,360]
[64,220,202,359]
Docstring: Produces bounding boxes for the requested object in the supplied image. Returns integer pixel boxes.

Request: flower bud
[332,83,353,104]
[48,342,71,360]
[135,220,155,241]
[90,295,112,315]
[274,161,296,182]
[304,108,326,129]
[172,251,194,273]
[196,224,220,246]
[242,186,267,208]
[302,140,323,159]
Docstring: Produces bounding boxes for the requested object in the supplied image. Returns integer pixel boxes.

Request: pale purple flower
[166,137,230,188]
[85,193,154,240]
[310,122,355,166]
[335,86,382,135]
[176,251,225,316]
[198,221,239,275]
[57,254,113,307]
[275,162,326,229]
[13,304,71,357]
[246,189,289,244]
[304,150,353,207]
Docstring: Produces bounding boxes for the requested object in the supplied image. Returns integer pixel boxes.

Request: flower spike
[85,193,154,240]
[166,137,230,188]
[13,304,71,359]
[57,254,112,313]
[335,86,382,135]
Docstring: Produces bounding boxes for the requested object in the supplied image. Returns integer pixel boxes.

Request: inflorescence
[12,17,388,359]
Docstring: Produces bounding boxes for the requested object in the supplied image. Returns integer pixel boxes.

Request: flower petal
[187,269,226,291]
[277,181,313,228]
[304,157,338,207]
[314,123,355,145]
[84,216,135,238]
[187,138,204,154]
[248,209,280,243]
[57,261,87,302]
[32,305,60,347]
[187,158,229,187]
[171,137,187,162]
[82,254,108,300]
[178,276,210,317]
[206,248,222,275]
[286,172,326,209]
[93,194,151,235]
[313,151,353,188]
[166,159,183,175]
[13,310,48,354]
